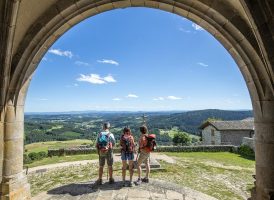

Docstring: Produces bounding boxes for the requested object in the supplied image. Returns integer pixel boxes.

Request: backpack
[145,134,157,152]
[97,132,112,155]
[121,134,134,153]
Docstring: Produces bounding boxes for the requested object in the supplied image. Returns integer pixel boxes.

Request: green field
[159,127,200,140]
[25,139,94,153]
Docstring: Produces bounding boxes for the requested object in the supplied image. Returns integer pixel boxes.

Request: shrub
[38,151,47,159]
[238,144,255,159]
[23,154,32,164]
[173,132,191,146]
[28,151,48,161]
[28,152,40,161]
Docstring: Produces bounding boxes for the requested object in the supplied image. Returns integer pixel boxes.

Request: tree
[173,132,191,146]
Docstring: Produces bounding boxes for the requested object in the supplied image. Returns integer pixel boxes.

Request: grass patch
[151,152,255,200]
[25,154,98,168]
[165,152,255,168]
[29,152,254,200]
[25,139,93,153]
[60,131,81,137]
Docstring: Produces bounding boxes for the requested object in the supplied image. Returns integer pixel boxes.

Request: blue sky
[25,8,252,112]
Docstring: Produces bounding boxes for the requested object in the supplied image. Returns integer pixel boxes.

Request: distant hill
[147,109,253,134]
[24,109,253,144]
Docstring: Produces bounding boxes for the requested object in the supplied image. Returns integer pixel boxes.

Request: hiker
[95,122,115,185]
[120,127,136,187]
[136,125,151,185]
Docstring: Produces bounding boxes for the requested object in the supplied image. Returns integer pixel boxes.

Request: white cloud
[197,62,209,67]
[179,27,191,33]
[66,83,79,88]
[97,59,119,66]
[76,74,116,85]
[192,23,204,31]
[75,61,90,66]
[103,75,117,83]
[48,49,73,58]
[126,94,138,98]
[37,98,48,101]
[153,97,165,101]
[112,98,122,101]
[167,96,182,100]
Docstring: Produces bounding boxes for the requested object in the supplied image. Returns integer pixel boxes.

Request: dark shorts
[121,151,134,161]
[99,150,113,167]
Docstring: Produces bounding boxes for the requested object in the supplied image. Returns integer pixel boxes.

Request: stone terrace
[32,178,217,200]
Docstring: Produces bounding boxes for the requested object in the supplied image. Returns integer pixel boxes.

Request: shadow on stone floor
[47,181,126,196]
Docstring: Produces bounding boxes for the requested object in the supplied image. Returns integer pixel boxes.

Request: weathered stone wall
[221,130,252,146]
[242,137,255,150]
[202,125,221,145]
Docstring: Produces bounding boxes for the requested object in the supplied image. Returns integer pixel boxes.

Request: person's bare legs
[145,158,150,179]
[122,160,127,181]
[137,163,142,179]
[129,160,134,182]
[108,165,113,179]
[99,166,104,179]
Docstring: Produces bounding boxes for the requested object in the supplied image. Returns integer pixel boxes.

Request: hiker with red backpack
[95,122,115,185]
[136,125,156,185]
[120,127,136,187]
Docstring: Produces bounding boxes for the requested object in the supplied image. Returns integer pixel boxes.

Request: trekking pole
[106,164,109,181]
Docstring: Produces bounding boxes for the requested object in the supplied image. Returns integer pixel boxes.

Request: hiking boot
[141,177,149,183]
[109,177,115,184]
[122,181,126,187]
[94,179,103,185]
[129,181,133,187]
[135,178,142,185]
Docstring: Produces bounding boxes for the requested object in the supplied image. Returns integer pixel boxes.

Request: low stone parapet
[154,145,238,153]
[242,137,255,150]
[48,145,238,156]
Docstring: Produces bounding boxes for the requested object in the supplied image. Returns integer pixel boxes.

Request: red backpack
[121,134,134,153]
[144,134,157,152]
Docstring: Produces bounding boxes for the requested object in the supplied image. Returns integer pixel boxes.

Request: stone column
[0,109,4,197]
[253,100,274,200]
[0,102,30,200]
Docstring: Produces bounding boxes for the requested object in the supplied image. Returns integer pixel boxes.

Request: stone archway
[0,1,273,199]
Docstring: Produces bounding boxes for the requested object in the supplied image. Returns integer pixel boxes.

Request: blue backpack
[98,132,111,154]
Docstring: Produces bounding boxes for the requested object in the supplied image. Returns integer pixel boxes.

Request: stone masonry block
[4,122,24,141]
[5,106,24,123]
[3,157,23,177]
[112,0,131,9]
[4,138,23,159]
[159,2,174,13]
[253,100,274,122]
[144,1,159,9]
[96,3,114,13]
[130,0,145,7]
[255,142,274,167]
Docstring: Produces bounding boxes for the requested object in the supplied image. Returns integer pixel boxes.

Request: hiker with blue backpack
[120,127,136,187]
[95,122,115,185]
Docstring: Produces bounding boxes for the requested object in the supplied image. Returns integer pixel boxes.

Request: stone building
[200,120,254,146]
[0,1,274,199]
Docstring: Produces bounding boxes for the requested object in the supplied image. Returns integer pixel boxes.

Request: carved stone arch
[0,1,274,199]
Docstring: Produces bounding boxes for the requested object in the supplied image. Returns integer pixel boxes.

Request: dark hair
[140,125,148,134]
[103,122,110,129]
[123,127,131,134]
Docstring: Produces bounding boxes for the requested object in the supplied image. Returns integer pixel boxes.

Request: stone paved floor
[32,178,217,200]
